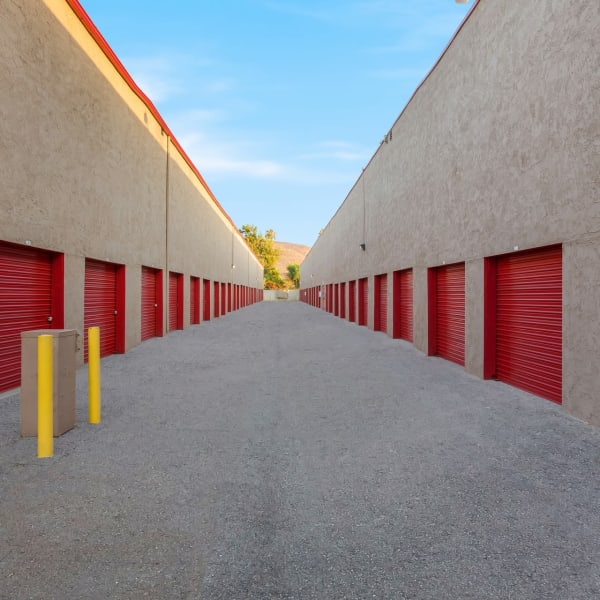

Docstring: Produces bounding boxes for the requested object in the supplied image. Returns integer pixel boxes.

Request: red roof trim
[64,0,237,231]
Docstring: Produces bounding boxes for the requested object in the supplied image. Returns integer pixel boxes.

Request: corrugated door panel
[334,284,339,316]
[436,263,465,366]
[190,276,200,324]
[375,274,388,333]
[393,269,413,342]
[339,282,346,319]
[85,259,117,361]
[141,266,158,340]
[358,278,368,326]
[168,272,178,331]
[348,280,356,322]
[203,279,211,321]
[214,282,220,318]
[496,246,562,403]
[0,244,53,392]
[221,282,226,314]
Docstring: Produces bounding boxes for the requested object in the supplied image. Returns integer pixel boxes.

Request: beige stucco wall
[301,0,600,424]
[0,0,262,365]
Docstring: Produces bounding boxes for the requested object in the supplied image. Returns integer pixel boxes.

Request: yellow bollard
[37,335,53,458]
[88,327,101,424]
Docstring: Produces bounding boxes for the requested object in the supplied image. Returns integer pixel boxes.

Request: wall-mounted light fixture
[359,243,366,251]
[232,264,236,269]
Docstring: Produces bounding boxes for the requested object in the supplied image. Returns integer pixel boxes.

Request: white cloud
[122,52,230,105]
[124,55,184,103]
[177,127,357,187]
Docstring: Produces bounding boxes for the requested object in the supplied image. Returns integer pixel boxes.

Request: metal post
[37,335,53,458]
[88,327,101,424]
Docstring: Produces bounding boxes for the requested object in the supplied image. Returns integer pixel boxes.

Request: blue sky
[80,1,473,247]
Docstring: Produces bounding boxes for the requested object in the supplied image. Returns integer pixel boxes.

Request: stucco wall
[0,0,262,365]
[301,0,600,424]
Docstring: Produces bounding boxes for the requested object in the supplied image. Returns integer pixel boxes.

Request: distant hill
[273,241,311,283]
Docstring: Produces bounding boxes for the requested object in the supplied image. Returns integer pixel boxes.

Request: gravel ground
[1,301,599,600]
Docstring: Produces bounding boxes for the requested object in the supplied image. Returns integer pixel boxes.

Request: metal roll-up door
[141,266,160,340]
[393,269,413,342]
[221,282,227,314]
[348,280,356,322]
[0,243,54,392]
[334,284,339,316]
[435,263,465,366]
[190,276,200,324]
[496,246,562,403]
[203,279,211,321]
[358,278,368,326]
[374,274,388,333]
[339,282,346,319]
[85,259,117,361]
[168,272,178,331]
[214,282,220,317]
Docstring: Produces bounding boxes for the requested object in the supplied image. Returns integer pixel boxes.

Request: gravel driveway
[1,301,599,599]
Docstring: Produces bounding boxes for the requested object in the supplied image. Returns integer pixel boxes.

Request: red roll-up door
[339,282,346,319]
[85,259,118,361]
[348,280,356,322]
[190,276,200,325]
[435,263,465,366]
[374,274,388,333]
[221,282,226,314]
[334,284,339,316]
[496,246,562,403]
[203,279,211,321]
[393,269,413,342]
[141,266,161,341]
[214,282,220,318]
[358,278,368,326]
[168,272,178,331]
[0,243,54,392]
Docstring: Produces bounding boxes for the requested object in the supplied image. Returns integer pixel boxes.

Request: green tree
[287,264,300,289]
[264,267,285,290]
[239,224,282,287]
